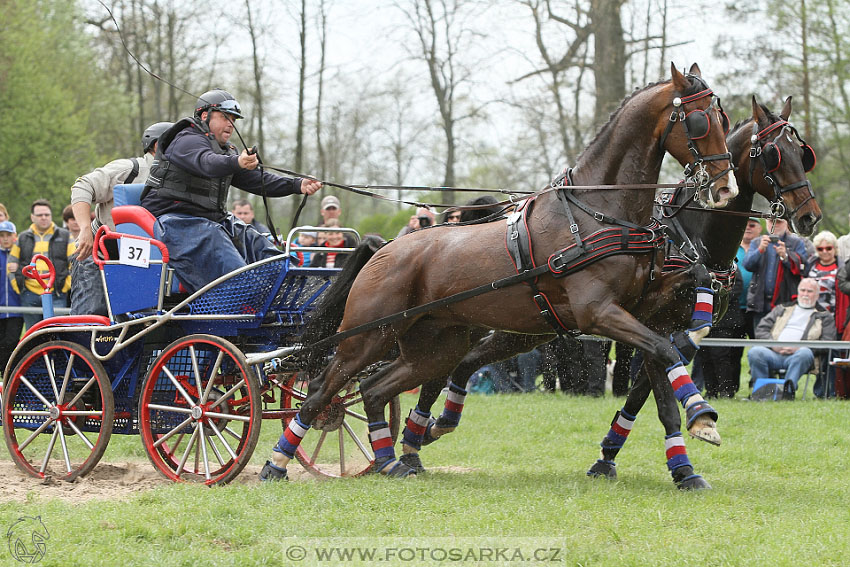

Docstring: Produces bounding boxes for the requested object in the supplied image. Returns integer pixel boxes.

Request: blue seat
[113,183,146,207]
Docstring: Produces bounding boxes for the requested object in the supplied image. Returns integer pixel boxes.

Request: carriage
[0,184,399,485]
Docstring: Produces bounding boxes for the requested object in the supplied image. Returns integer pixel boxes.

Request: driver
[141,89,322,293]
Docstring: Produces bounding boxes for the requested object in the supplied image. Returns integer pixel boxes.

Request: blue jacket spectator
[1,220,23,374]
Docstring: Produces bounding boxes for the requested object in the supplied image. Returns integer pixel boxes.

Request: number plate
[119,238,151,267]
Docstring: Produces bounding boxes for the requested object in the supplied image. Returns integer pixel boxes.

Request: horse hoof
[587,460,617,479]
[688,416,722,446]
[371,457,417,478]
[399,452,426,474]
[677,474,711,490]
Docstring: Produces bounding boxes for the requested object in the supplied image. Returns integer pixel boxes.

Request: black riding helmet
[194,89,243,120]
[141,121,174,153]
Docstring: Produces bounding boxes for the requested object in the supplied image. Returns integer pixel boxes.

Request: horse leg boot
[645,357,711,490]
[363,323,472,477]
[670,285,721,446]
[261,332,395,482]
[587,365,653,479]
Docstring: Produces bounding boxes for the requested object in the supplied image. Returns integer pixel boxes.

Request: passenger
[140,89,322,293]
[69,121,172,316]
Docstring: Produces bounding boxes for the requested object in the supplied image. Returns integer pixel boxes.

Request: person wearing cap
[294,230,318,266]
[141,88,322,293]
[69,121,173,316]
[318,195,356,247]
[0,220,23,375]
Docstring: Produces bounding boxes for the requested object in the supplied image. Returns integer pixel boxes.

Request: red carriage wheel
[279,372,400,478]
[2,341,114,481]
[138,335,261,485]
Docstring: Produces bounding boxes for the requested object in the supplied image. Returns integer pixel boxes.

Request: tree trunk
[589,0,626,124]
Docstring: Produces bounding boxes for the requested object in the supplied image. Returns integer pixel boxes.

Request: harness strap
[302,263,552,353]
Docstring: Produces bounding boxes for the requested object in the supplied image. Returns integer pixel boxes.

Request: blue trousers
[747,346,814,391]
[20,289,68,330]
[70,255,108,316]
[154,214,281,294]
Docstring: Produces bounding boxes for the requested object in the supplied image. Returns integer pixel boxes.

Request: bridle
[748,119,817,220]
[658,76,734,207]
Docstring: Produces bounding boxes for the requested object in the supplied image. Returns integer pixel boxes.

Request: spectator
[318,195,356,247]
[232,198,270,234]
[442,208,461,223]
[837,212,850,264]
[1,220,23,375]
[747,278,836,399]
[743,218,807,330]
[739,218,762,337]
[70,121,172,316]
[310,219,350,268]
[808,231,850,398]
[9,199,74,329]
[0,203,9,222]
[397,207,436,238]
[293,230,317,266]
[692,271,746,398]
[62,205,81,240]
[140,89,321,293]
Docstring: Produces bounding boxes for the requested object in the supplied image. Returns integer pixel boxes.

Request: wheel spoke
[43,354,60,399]
[147,403,193,415]
[200,351,225,404]
[162,367,197,408]
[338,428,346,476]
[152,417,193,449]
[207,379,246,411]
[40,426,61,474]
[205,410,249,423]
[19,419,54,452]
[63,376,98,410]
[57,422,73,474]
[62,410,103,417]
[343,420,373,461]
[198,421,211,480]
[223,426,242,442]
[205,427,227,465]
[309,430,329,464]
[342,408,368,422]
[176,424,200,476]
[65,418,95,450]
[58,353,74,403]
[18,375,55,409]
[207,420,238,461]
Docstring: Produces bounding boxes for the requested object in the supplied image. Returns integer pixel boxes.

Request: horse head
[739,95,822,236]
[661,63,738,209]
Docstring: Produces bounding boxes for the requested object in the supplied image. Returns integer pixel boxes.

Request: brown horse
[260,63,738,481]
[409,95,821,489]
[583,95,821,483]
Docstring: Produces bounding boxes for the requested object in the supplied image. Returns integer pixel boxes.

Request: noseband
[748,120,816,220]
[658,77,734,202]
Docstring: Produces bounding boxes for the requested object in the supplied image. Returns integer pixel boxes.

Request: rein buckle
[570,223,579,234]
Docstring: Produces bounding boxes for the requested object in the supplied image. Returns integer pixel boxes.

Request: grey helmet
[194,89,243,119]
[142,121,173,153]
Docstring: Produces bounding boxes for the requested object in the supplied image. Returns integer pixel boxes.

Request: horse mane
[577,74,710,163]
[730,103,780,134]
[459,195,502,222]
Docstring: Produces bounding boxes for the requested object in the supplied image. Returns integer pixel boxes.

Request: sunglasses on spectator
[817,246,834,251]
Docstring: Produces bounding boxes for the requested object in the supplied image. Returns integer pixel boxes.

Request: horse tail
[298,234,385,376]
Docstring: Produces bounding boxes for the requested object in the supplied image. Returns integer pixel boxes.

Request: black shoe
[259,460,288,482]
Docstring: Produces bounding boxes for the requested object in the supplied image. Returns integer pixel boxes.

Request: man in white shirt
[747,278,836,398]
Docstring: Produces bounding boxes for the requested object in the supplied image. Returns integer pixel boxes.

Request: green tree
[0,0,131,225]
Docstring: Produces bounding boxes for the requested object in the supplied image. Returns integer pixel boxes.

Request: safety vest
[14,226,70,294]
[144,117,237,216]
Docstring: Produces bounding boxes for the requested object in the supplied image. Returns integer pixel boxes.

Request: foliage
[0,0,130,226]
[356,207,416,240]
[1,393,849,566]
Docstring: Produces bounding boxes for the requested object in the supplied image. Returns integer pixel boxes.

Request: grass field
[1,390,847,567]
